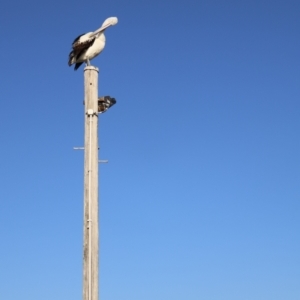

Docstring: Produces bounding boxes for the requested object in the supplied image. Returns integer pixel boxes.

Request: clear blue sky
[0,0,299,299]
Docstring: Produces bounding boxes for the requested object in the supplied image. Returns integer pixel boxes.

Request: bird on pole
[68,16,118,70]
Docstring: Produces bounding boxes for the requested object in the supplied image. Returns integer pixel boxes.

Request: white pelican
[68,17,118,70]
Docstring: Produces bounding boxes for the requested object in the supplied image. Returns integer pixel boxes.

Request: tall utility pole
[69,16,118,300]
[83,66,99,300]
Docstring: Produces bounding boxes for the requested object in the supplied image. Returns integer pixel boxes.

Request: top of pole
[84,66,99,72]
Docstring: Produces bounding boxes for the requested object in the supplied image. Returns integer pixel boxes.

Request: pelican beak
[91,17,118,37]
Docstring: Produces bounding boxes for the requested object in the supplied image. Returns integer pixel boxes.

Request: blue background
[0,0,299,299]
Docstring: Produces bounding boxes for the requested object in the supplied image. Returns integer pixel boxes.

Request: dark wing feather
[68,34,96,67]
[71,38,96,60]
[72,33,85,45]
[74,62,83,70]
[72,37,95,51]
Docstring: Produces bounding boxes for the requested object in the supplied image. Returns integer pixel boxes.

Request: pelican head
[91,17,118,37]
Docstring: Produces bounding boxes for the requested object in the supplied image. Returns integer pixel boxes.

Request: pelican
[68,17,118,70]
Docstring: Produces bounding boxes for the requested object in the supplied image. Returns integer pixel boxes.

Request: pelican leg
[86,59,91,66]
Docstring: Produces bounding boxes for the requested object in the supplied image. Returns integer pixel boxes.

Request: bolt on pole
[83,66,99,300]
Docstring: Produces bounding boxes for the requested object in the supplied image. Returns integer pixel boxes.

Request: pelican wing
[68,33,95,67]
[72,32,95,50]
[72,33,85,45]
[68,32,96,66]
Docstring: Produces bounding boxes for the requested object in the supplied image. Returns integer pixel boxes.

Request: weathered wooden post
[83,66,99,300]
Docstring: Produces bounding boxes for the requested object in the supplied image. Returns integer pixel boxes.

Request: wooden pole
[83,66,99,300]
